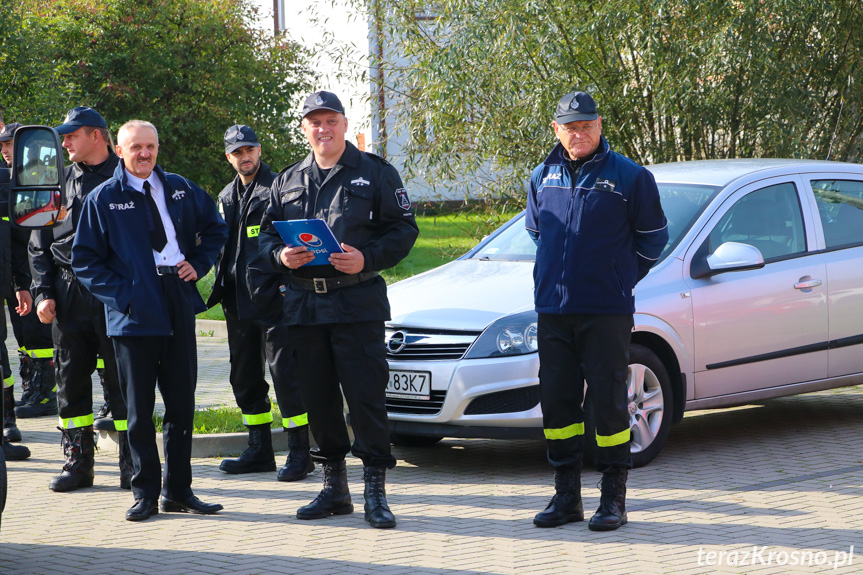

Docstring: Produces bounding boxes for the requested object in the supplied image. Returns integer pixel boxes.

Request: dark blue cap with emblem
[301,91,345,118]
[54,106,108,135]
[554,91,599,123]
[0,122,23,142]
[224,124,260,153]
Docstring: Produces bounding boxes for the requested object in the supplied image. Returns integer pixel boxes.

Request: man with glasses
[526,90,667,531]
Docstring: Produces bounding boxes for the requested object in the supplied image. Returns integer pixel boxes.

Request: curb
[196,318,228,339]
[96,428,302,458]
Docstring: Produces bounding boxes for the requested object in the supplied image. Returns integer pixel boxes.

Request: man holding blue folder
[260,90,419,529]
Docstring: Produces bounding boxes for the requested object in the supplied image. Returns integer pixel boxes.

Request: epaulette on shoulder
[363,152,393,167]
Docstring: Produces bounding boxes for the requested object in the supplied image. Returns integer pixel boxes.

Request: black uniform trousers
[6,297,53,357]
[288,320,395,469]
[223,299,305,427]
[54,273,126,427]
[538,313,634,473]
[111,274,197,501]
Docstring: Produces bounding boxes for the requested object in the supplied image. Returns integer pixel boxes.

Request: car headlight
[464,311,539,359]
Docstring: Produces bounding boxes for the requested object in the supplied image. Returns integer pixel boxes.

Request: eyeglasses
[557,122,597,136]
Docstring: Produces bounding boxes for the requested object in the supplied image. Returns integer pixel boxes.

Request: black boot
[534,463,584,527]
[93,370,115,431]
[14,351,31,407]
[3,383,22,442]
[278,426,315,481]
[219,423,276,474]
[296,460,353,519]
[118,430,133,490]
[588,468,628,531]
[2,435,30,460]
[15,357,58,418]
[49,426,96,492]
[363,466,396,529]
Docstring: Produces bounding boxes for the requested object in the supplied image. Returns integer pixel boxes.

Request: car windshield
[468,182,720,263]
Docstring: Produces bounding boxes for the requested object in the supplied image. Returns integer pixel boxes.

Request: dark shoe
[296,460,353,520]
[126,498,159,522]
[278,426,314,481]
[15,358,58,419]
[3,383,21,442]
[534,464,584,528]
[363,466,396,529]
[2,436,30,460]
[15,351,30,407]
[219,424,276,474]
[49,427,96,492]
[160,494,223,515]
[588,469,628,532]
[118,430,133,490]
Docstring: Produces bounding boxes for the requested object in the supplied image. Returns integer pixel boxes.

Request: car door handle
[794,278,822,290]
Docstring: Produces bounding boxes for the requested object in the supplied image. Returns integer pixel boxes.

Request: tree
[0,0,314,192]
[363,0,863,204]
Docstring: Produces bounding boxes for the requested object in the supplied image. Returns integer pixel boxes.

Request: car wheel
[584,344,673,468]
[390,433,444,447]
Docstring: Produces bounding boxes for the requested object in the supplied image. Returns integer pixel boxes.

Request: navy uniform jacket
[206,162,288,320]
[29,152,120,307]
[258,142,419,326]
[525,136,668,315]
[71,161,227,336]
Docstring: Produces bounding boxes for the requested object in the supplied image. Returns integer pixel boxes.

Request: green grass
[195,210,519,321]
[152,402,284,434]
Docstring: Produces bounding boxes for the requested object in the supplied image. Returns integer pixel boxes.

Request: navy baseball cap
[554,91,599,124]
[224,124,260,153]
[0,122,22,142]
[301,91,345,118]
[54,106,108,135]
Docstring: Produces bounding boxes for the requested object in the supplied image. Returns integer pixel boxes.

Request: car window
[657,184,719,261]
[470,215,537,261]
[811,179,863,249]
[706,182,806,261]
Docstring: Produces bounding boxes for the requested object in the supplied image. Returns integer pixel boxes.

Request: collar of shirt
[123,168,184,266]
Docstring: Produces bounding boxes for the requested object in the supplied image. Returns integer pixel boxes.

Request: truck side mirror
[10,126,65,228]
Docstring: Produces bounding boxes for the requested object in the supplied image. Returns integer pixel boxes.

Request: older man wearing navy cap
[29,106,131,493]
[526,90,667,531]
[259,91,418,528]
[207,124,312,480]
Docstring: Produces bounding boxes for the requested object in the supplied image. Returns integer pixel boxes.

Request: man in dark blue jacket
[526,91,667,532]
[72,120,228,522]
[207,124,312,480]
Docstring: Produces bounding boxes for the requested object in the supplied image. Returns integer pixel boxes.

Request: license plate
[386,370,431,400]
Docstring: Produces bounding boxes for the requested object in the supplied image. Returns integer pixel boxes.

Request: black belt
[291,271,377,294]
[59,268,76,282]
[156,265,180,276]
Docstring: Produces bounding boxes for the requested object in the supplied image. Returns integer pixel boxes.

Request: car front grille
[463,386,541,415]
[385,329,479,361]
[386,390,447,415]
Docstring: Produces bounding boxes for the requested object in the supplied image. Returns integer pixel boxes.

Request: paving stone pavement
[2,324,863,574]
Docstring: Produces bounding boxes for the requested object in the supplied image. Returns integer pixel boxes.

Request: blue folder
[272,219,343,266]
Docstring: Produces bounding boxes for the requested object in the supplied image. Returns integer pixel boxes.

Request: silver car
[383,159,863,466]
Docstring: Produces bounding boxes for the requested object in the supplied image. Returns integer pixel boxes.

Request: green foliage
[0,0,314,193]
[153,401,284,434]
[361,0,863,204]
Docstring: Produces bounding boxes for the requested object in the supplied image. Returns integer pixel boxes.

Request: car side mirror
[691,241,765,279]
[9,126,65,228]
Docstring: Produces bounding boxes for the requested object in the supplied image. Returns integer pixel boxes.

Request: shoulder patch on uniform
[395,188,411,210]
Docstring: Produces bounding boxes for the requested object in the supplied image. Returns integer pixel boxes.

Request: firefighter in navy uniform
[259,91,418,529]
[526,91,667,532]
[0,122,32,461]
[30,107,130,492]
[0,123,57,423]
[72,120,227,522]
[207,124,313,480]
